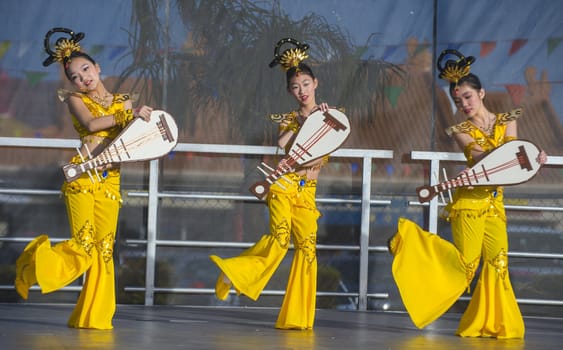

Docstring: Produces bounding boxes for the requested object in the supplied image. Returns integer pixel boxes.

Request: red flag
[508,39,528,56]
[505,84,526,105]
[480,41,496,57]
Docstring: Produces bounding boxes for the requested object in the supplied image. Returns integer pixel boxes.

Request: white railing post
[144,159,160,306]
[358,156,372,311]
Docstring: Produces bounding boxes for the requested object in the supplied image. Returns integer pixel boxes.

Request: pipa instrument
[62,110,178,182]
[416,139,542,203]
[249,108,350,200]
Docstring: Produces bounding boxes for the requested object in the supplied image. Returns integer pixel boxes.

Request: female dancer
[389,50,547,338]
[14,28,152,329]
[210,38,329,330]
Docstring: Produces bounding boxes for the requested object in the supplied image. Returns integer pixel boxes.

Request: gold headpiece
[42,27,85,67]
[436,49,475,84]
[269,38,310,71]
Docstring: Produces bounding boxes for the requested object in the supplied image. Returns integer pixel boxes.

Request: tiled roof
[0,69,561,186]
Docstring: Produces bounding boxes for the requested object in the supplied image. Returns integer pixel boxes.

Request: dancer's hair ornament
[269,37,310,71]
[42,27,85,67]
[436,49,475,84]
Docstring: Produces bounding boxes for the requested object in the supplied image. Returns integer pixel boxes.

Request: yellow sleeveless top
[277,110,330,168]
[445,108,521,166]
[57,89,136,141]
[443,108,521,219]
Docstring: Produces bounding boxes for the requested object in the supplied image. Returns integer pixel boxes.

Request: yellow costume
[210,111,322,330]
[390,109,525,338]
[14,91,133,329]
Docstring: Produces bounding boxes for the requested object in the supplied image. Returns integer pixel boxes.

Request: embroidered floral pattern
[297,233,317,264]
[272,220,291,249]
[464,255,481,292]
[72,221,115,263]
[490,249,508,279]
[97,232,115,263]
[73,221,95,256]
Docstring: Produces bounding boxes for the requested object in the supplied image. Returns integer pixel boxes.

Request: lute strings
[441,157,523,191]
[80,121,169,172]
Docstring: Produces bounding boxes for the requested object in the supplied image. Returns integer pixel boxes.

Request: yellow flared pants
[390,194,524,338]
[391,188,524,338]
[15,171,121,329]
[451,207,524,338]
[210,173,320,329]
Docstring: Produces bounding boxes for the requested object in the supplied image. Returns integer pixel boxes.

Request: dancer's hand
[537,150,548,165]
[135,105,153,122]
[276,158,293,172]
[318,102,329,113]
[280,117,292,130]
[456,168,474,190]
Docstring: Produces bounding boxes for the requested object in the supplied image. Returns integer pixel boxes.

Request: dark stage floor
[0,303,561,349]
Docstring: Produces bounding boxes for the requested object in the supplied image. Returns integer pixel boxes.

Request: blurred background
[1,0,562,317]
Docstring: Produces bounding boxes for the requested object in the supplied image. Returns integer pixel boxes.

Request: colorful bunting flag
[480,41,496,57]
[0,41,11,59]
[384,86,404,108]
[89,44,105,57]
[354,45,369,59]
[382,45,399,60]
[508,39,528,56]
[504,84,526,106]
[547,37,563,55]
[17,41,32,57]
[24,71,48,87]
[350,163,359,174]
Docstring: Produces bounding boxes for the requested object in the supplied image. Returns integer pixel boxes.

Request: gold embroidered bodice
[57,89,136,142]
[276,110,329,173]
[445,108,521,166]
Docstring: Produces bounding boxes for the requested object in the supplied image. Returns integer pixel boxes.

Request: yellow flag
[0,41,11,59]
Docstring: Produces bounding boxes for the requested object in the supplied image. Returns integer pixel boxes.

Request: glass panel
[0,194,69,238]
[1,0,562,318]
[116,244,146,305]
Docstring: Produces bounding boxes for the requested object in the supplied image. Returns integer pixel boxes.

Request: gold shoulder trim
[114,93,139,104]
[269,111,297,124]
[445,121,476,136]
[57,89,83,102]
[497,108,522,125]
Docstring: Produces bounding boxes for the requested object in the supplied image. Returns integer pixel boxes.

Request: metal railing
[409,150,563,307]
[0,137,394,310]
[125,143,395,310]
[2,136,563,310]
